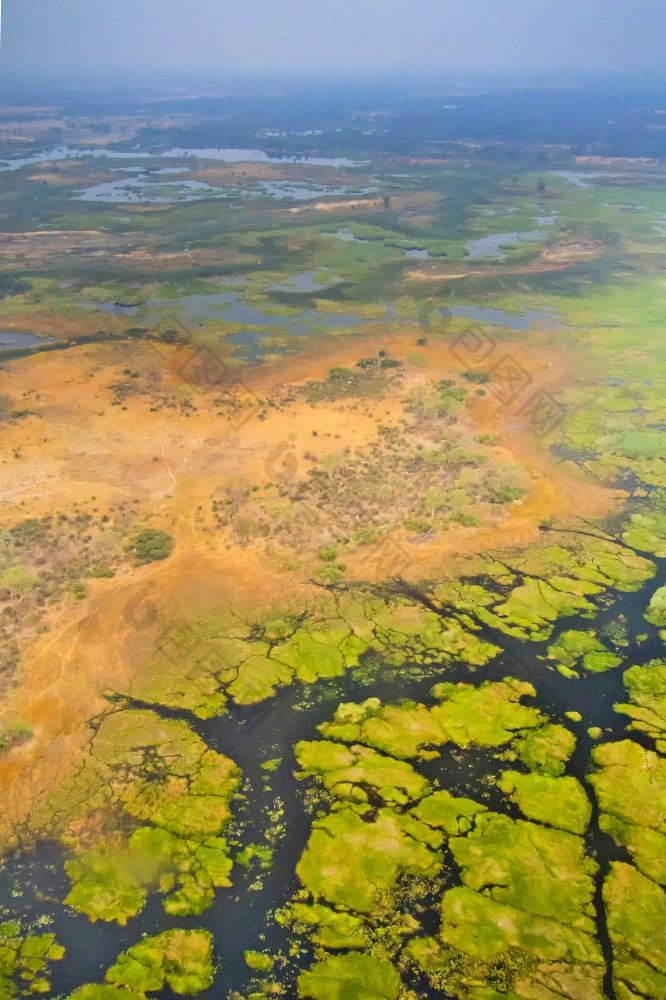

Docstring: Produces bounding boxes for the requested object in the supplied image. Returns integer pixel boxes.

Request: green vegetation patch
[435,537,655,643]
[645,585,666,627]
[511,722,577,776]
[615,659,666,749]
[69,930,214,997]
[294,740,430,804]
[0,721,33,754]
[449,812,598,932]
[289,676,603,1000]
[281,904,367,950]
[410,789,486,835]
[438,884,601,963]
[0,921,65,998]
[590,740,666,885]
[67,987,143,1000]
[622,511,666,558]
[546,629,622,677]
[298,954,400,1000]
[124,528,174,564]
[604,863,666,1000]
[498,771,592,834]
[131,593,500,718]
[296,806,441,912]
[319,678,543,759]
[244,950,274,972]
[58,710,239,922]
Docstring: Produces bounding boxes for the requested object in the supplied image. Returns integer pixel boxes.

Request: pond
[465,212,558,260]
[552,170,625,189]
[465,228,550,260]
[97,291,372,325]
[88,290,391,360]
[75,176,226,204]
[0,332,52,350]
[268,269,344,293]
[442,303,562,330]
[404,248,433,259]
[326,231,443,259]
[325,228,370,243]
[242,181,374,201]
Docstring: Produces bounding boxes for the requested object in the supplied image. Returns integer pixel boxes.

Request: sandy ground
[0,323,623,843]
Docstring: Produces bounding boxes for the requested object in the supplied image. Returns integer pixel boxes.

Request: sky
[1,0,665,83]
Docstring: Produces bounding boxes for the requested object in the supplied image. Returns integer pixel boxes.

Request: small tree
[424,486,447,521]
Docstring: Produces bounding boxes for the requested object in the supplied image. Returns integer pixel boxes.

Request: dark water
[439,303,562,331]
[0,332,52,349]
[269,270,343,293]
[465,229,550,260]
[1,553,663,999]
[92,291,392,360]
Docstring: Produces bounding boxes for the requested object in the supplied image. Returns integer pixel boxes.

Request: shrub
[454,512,480,527]
[318,545,339,562]
[403,518,429,532]
[125,529,174,564]
[314,565,344,585]
[489,485,525,504]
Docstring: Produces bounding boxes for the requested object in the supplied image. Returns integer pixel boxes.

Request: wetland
[0,83,664,1000]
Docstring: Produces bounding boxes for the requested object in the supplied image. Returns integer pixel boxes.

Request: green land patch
[0,921,65,998]
[68,929,214,997]
[590,740,666,885]
[615,659,666,750]
[286,677,616,1000]
[298,954,400,1000]
[53,711,240,923]
[546,629,622,677]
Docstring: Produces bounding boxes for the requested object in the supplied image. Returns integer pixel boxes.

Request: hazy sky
[2,0,665,81]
